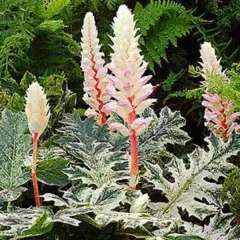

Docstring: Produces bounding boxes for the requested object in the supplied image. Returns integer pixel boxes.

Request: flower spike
[105,5,156,189]
[25,82,50,206]
[81,12,109,125]
[199,42,240,141]
[25,82,50,137]
[199,41,225,80]
[203,92,240,141]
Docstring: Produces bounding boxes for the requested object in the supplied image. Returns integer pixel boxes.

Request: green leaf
[37,20,65,33]
[134,1,195,69]
[222,168,240,216]
[44,0,70,19]
[16,209,54,239]
[39,73,65,98]
[37,158,69,186]
[20,71,36,90]
[0,110,31,201]
[6,93,25,112]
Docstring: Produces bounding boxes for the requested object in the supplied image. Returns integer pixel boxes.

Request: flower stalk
[104,5,156,189]
[25,82,50,206]
[32,133,41,206]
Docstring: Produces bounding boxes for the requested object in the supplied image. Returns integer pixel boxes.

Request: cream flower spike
[81,12,109,125]
[104,5,156,189]
[25,82,50,137]
[199,42,225,79]
[105,4,156,136]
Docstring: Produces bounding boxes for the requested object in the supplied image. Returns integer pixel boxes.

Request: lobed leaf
[143,132,240,222]
[57,114,129,187]
[0,110,31,202]
[0,208,53,238]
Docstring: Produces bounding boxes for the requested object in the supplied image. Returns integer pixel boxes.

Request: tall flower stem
[32,133,41,207]
[129,98,139,190]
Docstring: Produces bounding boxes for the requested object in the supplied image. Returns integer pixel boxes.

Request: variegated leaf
[0,110,31,201]
[184,211,240,240]
[95,211,176,238]
[139,107,190,163]
[43,184,128,227]
[143,133,240,221]
[57,114,129,187]
[0,207,53,238]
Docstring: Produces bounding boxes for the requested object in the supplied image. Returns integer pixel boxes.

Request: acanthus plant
[1,4,240,240]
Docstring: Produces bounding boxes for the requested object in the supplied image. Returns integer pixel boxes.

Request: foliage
[142,131,240,238]
[0,72,76,132]
[0,207,54,239]
[1,1,240,239]
[134,0,199,71]
[40,109,190,238]
[197,0,240,64]
[0,0,80,79]
[222,168,240,217]
[57,114,129,187]
[138,107,190,165]
[0,110,31,202]
[36,147,69,186]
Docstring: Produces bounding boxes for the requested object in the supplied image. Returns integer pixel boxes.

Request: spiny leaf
[0,208,53,238]
[57,115,129,187]
[139,107,190,164]
[43,184,127,227]
[184,211,240,240]
[143,132,240,222]
[95,211,175,238]
[0,110,31,201]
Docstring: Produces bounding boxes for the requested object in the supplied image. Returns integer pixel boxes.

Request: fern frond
[134,0,196,70]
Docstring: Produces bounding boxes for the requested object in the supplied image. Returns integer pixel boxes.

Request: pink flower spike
[202,92,240,141]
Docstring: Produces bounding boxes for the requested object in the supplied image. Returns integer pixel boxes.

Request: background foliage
[0,0,240,239]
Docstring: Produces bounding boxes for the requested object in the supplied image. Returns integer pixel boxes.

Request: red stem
[220,100,228,141]
[88,30,107,125]
[32,133,41,207]
[128,97,139,190]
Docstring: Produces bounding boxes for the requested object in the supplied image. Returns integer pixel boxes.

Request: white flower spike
[81,12,109,125]
[25,82,50,137]
[199,42,225,79]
